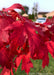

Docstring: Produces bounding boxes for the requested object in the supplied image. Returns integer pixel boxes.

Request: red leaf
[15,55,22,71]
[5,20,43,57]
[46,41,54,58]
[0,67,10,75]
[0,30,9,43]
[4,3,25,12]
[21,55,33,74]
[0,16,14,30]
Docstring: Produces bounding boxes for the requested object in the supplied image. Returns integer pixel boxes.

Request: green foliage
[34,13,38,19]
[48,16,52,19]
[29,14,35,19]
[21,6,29,15]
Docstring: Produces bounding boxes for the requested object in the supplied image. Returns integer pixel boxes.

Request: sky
[0,0,54,14]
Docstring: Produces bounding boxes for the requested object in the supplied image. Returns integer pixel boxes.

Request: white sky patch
[0,0,54,14]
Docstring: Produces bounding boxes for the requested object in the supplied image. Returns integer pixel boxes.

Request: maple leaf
[7,10,24,21]
[46,41,54,58]
[31,41,49,68]
[1,3,54,75]
[21,54,33,75]
[14,55,22,71]
[5,20,44,57]
[41,44,49,68]
[3,3,25,12]
[0,45,15,70]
